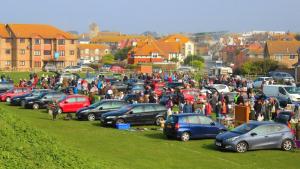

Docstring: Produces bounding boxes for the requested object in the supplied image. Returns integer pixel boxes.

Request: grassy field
[0,102,299,169]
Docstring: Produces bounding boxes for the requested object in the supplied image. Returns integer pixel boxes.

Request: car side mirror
[250,133,257,137]
[210,122,215,126]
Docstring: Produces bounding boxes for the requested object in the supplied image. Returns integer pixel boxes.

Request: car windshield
[284,87,300,94]
[90,101,103,108]
[231,123,258,134]
[57,95,66,102]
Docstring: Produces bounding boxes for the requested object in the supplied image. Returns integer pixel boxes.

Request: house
[128,39,165,64]
[246,43,264,59]
[0,24,78,71]
[160,34,195,58]
[156,41,182,62]
[0,24,12,70]
[78,44,110,64]
[264,41,300,68]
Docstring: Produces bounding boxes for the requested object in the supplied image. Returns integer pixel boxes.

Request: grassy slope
[1,103,299,169]
[0,107,109,169]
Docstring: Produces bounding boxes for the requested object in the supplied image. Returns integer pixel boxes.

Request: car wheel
[33,103,39,110]
[87,113,96,121]
[181,132,190,142]
[282,139,294,151]
[116,118,125,124]
[155,117,165,126]
[236,141,248,153]
[21,100,26,107]
[6,97,11,103]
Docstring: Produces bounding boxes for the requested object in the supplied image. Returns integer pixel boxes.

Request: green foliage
[191,60,204,70]
[183,55,204,65]
[0,109,100,169]
[170,57,179,63]
[114,47,132,61]
[241,59,280,75]
[102,54,115,64]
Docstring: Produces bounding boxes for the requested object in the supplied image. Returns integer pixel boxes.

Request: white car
[253,77,273,88]
[211,84,230,93]
[63,66,81,73]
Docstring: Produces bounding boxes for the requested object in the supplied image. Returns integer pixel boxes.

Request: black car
[11,89,52,106]
[101,103,167,126]
[111,81,128,92]
[23,91,66,109]
[167,82,184,89]
[76,99,128,121]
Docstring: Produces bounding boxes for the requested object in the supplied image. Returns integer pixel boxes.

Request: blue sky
[0,0,299,34]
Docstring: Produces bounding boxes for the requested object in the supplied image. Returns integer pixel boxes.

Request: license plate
[215,142,222,146]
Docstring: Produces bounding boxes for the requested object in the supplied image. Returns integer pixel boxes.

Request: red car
[0,87,31,102]
[53,95,90,114]
[181,89,201,103]
[153,82,165,96]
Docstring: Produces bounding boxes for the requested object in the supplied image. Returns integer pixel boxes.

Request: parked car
[48,95,90,114]
[80,65,95,72]
[263,85,300,102]
[211,84,230,93]
[0,87,31,102]
[10,89,52,106]
[0,82,14,94]
[23,91,66,109]
[163,114,227,141]
[63,66,81,73]
[215,121,295,153]
[253,77,273,88]
[76,99,128,121]
[43,63,57,72]
[101,103,167,126]
[167,82,184,89]
[59,73,79,81]
[271,72,294,82]
[111,81,128,92]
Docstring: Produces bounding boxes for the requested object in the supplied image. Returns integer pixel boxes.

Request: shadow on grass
[144,133,168,140]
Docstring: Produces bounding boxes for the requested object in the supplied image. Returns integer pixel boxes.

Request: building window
[34,61,41,67]
[275,55,283,61]
[44,50,51,55]
[59,50,65,56]
[152,52,159,58]
[70,40,75,44]
[44,39,52,44]
[20,49,26,55]
[20,61,25,66]
[5,38,11,43]
[95,49,99,55]
[290,54,296,60]
[70,50,75,55]
[58,39,65,45]
[34,39,41,45]
[85,49,89,54]
[20,38,25,43]
[5,49,11,54]
[5,61,11,66]
[34,50,41,56]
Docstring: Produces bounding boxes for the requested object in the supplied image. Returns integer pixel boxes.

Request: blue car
[163,114,227,141]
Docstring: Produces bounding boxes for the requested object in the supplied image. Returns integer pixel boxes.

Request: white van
[263,85,300,102]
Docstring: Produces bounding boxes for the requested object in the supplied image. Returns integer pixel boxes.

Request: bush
[0,108,100,169]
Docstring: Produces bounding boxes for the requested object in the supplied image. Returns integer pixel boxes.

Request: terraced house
[0,24,78,71]
[0,24,12,70]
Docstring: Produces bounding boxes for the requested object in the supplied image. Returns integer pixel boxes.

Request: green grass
[0,103,299,169]
[0,72,55,85]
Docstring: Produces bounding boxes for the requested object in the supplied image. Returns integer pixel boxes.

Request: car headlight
[105,116,116,119]
[226,136,239,142]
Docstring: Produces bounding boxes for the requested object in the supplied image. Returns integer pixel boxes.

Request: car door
[142,105,157,124]
[187,115,203,138]
[126,105,144,125]
[63,97,76,112]
[95,102,112,117]
[75,97,86,112]
[246,125,273,150]
[198,116,220,138]
[265,125,285,148]
[278,87,288,99]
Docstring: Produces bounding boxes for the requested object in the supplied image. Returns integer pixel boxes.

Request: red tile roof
[0,24,9,38]
[8,24,77,39]
[266,41,300,55]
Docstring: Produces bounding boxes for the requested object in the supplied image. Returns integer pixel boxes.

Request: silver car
[215,121,295,153]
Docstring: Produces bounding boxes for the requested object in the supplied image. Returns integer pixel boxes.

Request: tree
[191,60,204,70]
[101,54,115,64]
[114,47,132,61]
[241,59,280,75]
[183,55,204,65]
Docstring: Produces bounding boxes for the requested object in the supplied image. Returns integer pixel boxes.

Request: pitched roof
[131,39,167,57]
[91,35,148,43]
[78,44,109,50]
[0,24,9,38]
[266,41,300,55]
[156,41,181,54]
[160,34,190,43]
[7,24,77,39]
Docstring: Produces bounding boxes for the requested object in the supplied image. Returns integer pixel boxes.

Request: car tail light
[175,123,180,130]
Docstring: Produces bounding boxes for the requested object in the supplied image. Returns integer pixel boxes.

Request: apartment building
[0,24,13,70]
[0,24,78,71]
[78,44,110,64]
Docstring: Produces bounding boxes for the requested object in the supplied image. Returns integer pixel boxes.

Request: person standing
[183,101,193,113]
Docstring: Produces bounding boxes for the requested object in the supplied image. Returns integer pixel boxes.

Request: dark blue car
[163,114,227,141]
